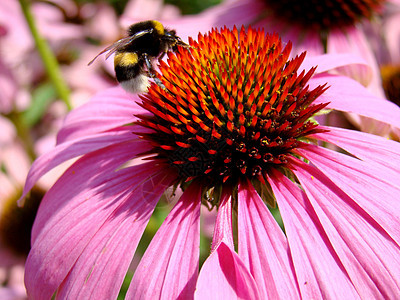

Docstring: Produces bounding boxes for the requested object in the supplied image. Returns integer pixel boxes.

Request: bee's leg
[158,51,167,61]
[143,53,166,89]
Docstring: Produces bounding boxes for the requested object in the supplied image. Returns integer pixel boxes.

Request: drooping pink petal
[311,126,400,173]
[288,29,324,56]
[296,143,400,246]
[56,169,175,300]
[268,170,360,299]
[301,53,368,75]
[25,155,174,299]
[310,74,400,129]
[19,129,148,205]
[195,193,261,299]
[327,26,385,97]
[259,12,325,56]
[291,158,400,298]
[57,87,144,144]
[237,180,300,299]
[127,182,202,300]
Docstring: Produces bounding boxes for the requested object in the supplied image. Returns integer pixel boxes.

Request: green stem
[18,0,72,110]
[8,112,36,162]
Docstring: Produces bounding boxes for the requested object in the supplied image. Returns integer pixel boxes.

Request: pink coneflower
[21,27,400,299]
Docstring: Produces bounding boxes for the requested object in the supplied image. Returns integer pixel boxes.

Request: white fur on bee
[120,74,150,93]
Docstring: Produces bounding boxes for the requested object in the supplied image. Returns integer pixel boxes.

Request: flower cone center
[0,187,42,256]
[381,64,400,107]
[136,27,328,193]
[263,0,385,30]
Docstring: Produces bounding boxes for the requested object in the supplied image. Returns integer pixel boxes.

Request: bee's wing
[87,28,154,66]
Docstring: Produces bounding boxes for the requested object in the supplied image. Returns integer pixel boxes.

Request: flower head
[262,0,386,32]
[138,27,328,204]
[21,26,400,299]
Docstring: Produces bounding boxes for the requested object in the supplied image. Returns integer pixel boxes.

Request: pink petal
[327,27,385,97]
[210,189,235,250]
[25,157,174,299]
[195,193,261,299]
[311,126,400,173]
[291,158,400,298]
[310,74,400,129]
[56,169,174,299]
[127,182,202,299]
[268,171,360,299]
[301,53,368,75]
[195,242,260,300]
[30,143,169,241]
[296,143,400,246]
[57,87,144,144]
[260,12,324,56]
[237,180,300,299]
[19,129,148,205]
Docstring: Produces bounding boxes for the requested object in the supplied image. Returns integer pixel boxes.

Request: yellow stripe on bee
[114,52,138,67]
[151,20,164,35]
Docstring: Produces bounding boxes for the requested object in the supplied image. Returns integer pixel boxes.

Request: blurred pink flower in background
[0,116,36,300]
[367,0,400,66]
[0,0,124,111]
[0,0,89,163]
[0,265,26,300]
[0,0,35,114]
[120,0,181,26]
[20,27,400,299]
[0,59,17,115]
[365,2,400,138]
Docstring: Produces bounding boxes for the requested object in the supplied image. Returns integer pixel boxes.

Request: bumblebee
[88,20,189,93]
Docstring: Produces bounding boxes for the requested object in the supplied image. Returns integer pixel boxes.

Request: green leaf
[21,82,57,127]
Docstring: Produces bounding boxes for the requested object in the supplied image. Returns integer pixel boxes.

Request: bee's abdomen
[114,52,143,82]
[114,52,148,93]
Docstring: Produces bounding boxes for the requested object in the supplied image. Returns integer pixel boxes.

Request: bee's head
[164,29,189,51]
